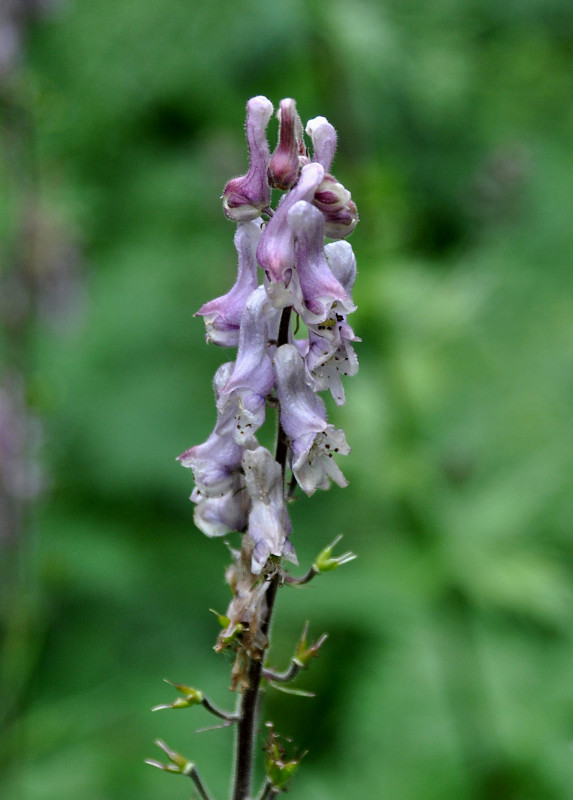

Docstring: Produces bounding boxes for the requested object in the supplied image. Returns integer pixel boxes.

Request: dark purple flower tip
[256,162,324,285]
[268,99,303,191]
[305,116,337,173]
[194,219,262,346]
[222,96,273,221]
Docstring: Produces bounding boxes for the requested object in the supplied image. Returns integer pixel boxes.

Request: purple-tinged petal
[242,446,295,574]
[195,219,262,346]
[287,201,356,325]
[268,99,303,190]
[274,344,351,495]
[223,96,273,221]
[313,174,350,213]
[305,116,337,173]
[177,426,245,497]
[191,475,249,537]
[311,172,359,240]
[257,162,324,285]
[217,287,274,443]
[323,199,359,239]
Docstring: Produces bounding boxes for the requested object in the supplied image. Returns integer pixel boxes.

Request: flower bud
[323,199,359,239]
[306,115,337,172]
[223,96,273,221]
[312,175,359,239]
[268,98,303,190]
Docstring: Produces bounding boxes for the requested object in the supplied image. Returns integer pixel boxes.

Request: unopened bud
[306,116,337,172]
[313,534,356,573]
[313,175,359,239]
[268,98,303,190]
[223,96,273,221]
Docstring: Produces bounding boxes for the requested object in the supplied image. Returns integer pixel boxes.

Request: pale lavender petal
[257,162,324,285]
[242,446,295,574]
[223,96,273,221]
[306,116,337,173]
[268,98,303,190]
[195,219,262,346]
[324,240,357,295]
[306,329,359,405]
[191,476,249,537]
[274,344,350,495]
[177,426,245,497]
[217,287,274,443]
[287,200,355,325]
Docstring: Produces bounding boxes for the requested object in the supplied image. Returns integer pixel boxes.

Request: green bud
[312,534,356,574]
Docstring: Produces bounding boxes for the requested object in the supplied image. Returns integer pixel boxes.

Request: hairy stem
[231,306,292,800]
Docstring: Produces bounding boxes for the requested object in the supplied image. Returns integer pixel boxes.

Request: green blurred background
[1,0,573,798]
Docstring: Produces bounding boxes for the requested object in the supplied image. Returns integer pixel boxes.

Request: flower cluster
[178,96,359,669]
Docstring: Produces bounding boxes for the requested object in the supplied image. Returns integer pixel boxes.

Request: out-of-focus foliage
[1,0,573,798]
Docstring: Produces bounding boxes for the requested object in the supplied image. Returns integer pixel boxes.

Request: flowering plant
[148,96,359,800]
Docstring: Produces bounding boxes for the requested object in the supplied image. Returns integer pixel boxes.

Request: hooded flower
[287,200,355,325]
[216,287,275,444]
[194,219,262,346]
[268,99,304,191]
[273,344,351,495]
[177,363,249,496]
[306,115,337,173]
[256,162,324,293]
[242,446,296,574]
[223,96,273,221]
[177,425,245,498]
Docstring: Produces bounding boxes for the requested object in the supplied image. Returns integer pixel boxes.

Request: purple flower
[242,446,296,574]
[287,200,355,325]
[268,98,303,191]
[223,96,273,221]
[313,175,359,239]
[177,426,245,498]
[217,287,275,444]
[273,344,351,495]
[306,116,337,173]
[177,363,248,496]
[195,219,262,346]
[257,162,324,290]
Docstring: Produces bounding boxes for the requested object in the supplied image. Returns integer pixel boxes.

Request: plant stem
[231,306,292,800]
